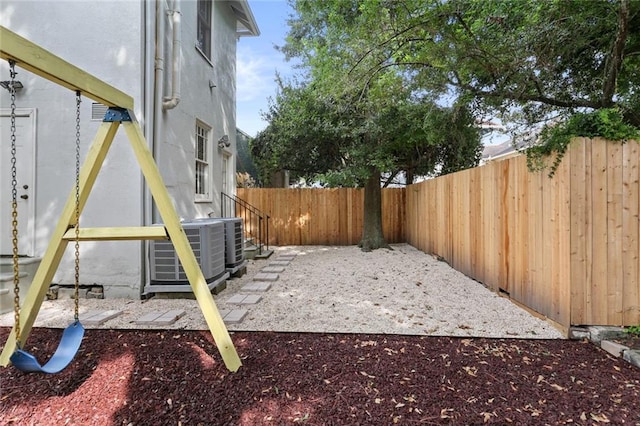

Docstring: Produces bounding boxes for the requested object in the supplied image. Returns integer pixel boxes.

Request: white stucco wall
[156,1,238,221]
[1,1,243,299]
[1,1,146,298]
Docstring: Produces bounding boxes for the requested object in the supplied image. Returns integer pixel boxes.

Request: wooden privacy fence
[237,138,638,328]
[406,138,639,328]
[236,187,405,246]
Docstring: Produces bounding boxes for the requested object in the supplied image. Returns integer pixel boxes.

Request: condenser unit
[146,220,229,293]
[193,217,246,273]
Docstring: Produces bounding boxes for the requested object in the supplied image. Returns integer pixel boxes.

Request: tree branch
[602,0,630,105]
[349,19,433,75]
[454,78,605,110]
[358,61,432,103]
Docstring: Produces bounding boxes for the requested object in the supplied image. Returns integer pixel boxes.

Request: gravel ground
[0,244,563,339]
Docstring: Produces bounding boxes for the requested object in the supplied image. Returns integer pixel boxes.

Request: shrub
[625,325,640,338]
[526,109,639,177]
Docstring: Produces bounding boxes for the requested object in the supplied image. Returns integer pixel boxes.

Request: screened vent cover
[91,103,108,121]
[149,221,226,285]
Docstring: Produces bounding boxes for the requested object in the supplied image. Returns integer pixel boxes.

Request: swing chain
[73,91,81,322]
[9,60,22,344]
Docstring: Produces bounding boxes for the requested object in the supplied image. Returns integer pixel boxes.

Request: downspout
[163,0,181,110]
[144,0,178,295]
[152,0,166,223]
[140,0,163,297]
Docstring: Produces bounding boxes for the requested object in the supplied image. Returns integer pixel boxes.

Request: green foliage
[305,0,639,130]
[251,80,482,187]
[259,0,640,186]
[254,1,485,250]
[253,13,485,187]
[526,109,640,177]
[625,325,640,337]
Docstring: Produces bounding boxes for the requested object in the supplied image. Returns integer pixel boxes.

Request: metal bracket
[103,107,132,122]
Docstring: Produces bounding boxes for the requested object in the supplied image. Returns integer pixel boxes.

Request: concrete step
[135,310,185,326]
[253,272,279,282]
[227,294,262,304]
[244,243,273,260]
[241,282,272,292]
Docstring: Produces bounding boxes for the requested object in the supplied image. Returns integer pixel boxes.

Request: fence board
[591,140,609,324]
[498,161,510,294]
[570,138,588,324]
[543,169,553,317]
[516,157,529,304]
[484,164,498,292]
[607,143,621,322]
[622,141,640,324]
[607,143,624,324]
[471,168,484,284]
[557,152,571,327]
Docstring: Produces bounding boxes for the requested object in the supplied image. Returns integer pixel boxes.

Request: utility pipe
[152,0,166,223]
[140,0,158,296]
[162,0,181,110]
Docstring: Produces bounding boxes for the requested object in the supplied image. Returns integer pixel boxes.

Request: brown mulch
[1,328,639,425]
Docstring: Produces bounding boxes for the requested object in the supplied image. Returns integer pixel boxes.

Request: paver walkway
[93,252,297,327]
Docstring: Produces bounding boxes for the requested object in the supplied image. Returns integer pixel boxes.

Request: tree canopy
[252,78,481,187]
[251,71,481,249]
[298,0,639,129]
[251,0,638,250]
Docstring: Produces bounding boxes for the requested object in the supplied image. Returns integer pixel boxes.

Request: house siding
[0,0,248,298]
[158,1,238,221]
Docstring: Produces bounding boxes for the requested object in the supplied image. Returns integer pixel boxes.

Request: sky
[234,1,509,146]
[236,0,296,137]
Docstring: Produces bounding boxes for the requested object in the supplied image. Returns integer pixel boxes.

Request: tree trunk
[623,109,640,128]
[358,169,389,252]
[405,168,415,185]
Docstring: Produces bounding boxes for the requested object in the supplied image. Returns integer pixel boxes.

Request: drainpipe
[162,0,181,110]
[138,0,164,297]
[151,0,167,225]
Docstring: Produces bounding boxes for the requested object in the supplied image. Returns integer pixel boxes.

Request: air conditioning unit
[214,218,245,266]
[146,220,229,293]
[193,217,246,274]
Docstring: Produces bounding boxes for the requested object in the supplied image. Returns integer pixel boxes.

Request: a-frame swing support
[0,26,242,372]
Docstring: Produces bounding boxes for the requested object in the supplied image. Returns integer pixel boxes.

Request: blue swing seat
[10,321,85,374]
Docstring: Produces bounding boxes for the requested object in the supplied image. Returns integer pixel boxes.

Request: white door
[1,109,36,256]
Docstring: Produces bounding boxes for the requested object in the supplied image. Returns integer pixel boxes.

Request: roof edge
[229,0,260,37]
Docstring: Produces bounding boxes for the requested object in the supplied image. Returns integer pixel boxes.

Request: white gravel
[0,244,563,339]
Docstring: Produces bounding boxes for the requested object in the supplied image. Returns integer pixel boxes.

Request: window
[197,0,212,60]
[195,121,210,200]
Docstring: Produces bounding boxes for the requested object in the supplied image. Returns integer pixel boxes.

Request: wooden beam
[121,120,242,372]
[0,26,133,109]
[62,227,169,241]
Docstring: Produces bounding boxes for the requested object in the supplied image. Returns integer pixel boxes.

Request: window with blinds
[195,121,211,200]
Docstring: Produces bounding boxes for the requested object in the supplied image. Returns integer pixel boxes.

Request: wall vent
[91,103,109,121]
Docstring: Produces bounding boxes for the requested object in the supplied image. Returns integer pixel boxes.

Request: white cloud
[236,46,281,102]
[236,33,298,135]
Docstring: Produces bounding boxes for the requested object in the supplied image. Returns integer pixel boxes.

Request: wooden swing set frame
[0,26,242,372]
